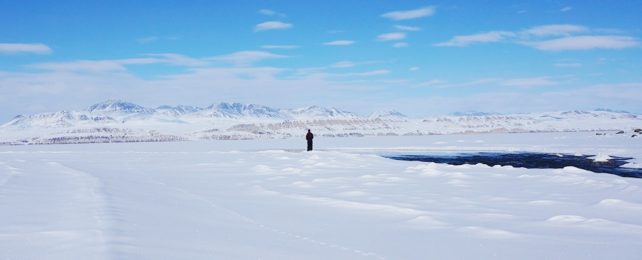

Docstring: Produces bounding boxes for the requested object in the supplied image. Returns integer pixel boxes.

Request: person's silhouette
[305,129,314,151]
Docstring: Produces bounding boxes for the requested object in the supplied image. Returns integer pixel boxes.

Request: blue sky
[1,0,641,120]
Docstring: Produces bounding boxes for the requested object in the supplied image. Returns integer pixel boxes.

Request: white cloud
[387,82,642,116]
[0,43,52,54]
[500,77,558,87]
[377,32,406,41]
[351,70,390,77]
[323,40,355,46]
[3,52,642,121]
[0,55,402,121]
[259,9,286,17]
[432,77,560,88]
[523,24,588,37]
[437,24,641,51]
[561,6,572,12]
[395,25,422,31]
[136,36,178,44]
[326,69,391,78]
[146,53,209,67]
[209,51,287,66]
[137,36,159,44]
[525,35,640,51]
[30,54,208,72]
[261,45,300,49]
[29,51,285,71]
[433,78,500,88]
[393,42,409,48]
[554,62,582,68]
[435,31,514,47]
[31,60,131,72]
[331,61,356,68]
[254,21,292,32]
[30,58,180,72]
[382,6,435,21]
[409,67,420,71]
[259,9,275,15]
[417,79,447,87]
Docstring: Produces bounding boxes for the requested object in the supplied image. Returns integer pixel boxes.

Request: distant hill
[1,100,640,145]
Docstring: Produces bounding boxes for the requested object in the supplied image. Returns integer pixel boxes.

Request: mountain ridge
[1,100,640,145]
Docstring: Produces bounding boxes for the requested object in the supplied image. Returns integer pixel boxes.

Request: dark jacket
[306,132,314,141]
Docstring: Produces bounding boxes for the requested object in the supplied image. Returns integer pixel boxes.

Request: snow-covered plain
[2,132,642,259]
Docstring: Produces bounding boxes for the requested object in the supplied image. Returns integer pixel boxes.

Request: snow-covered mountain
[88,100,154,114]
[369,110,408,120]
[155,105,202,116]
[206,102,283,119]
[1,100,640,145]
[284,106,358,120]
[3,110,116,128]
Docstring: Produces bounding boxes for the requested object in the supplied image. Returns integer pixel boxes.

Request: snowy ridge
[88,100,154,114]
[1,100,641,144]
[369,110,408,120]
[284,106,358,120]
[209,102,284,119]
[155,105,203,116]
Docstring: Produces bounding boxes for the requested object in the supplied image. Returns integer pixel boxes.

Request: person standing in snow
[306,129,314,151]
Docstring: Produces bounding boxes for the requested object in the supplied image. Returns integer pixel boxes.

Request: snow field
[1,133,642,259]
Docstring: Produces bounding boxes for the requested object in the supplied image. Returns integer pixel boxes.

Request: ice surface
[1,132,642,259]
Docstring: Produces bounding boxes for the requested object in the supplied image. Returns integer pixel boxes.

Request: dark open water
[385,152,642,178]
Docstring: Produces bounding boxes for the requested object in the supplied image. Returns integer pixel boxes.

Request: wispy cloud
[137,36,159,44]
[32,51,288,71]
[1,54,401,120]
[323,69,391,78]
[349,70,390,77]
[554,62,582,68]
[500,77,558,87]
[409,67,420,71]
[146,53,208,67]
[377,32,406,41]
[392,82,642,116]
[523,24,587,37]
[434,31,514,47]
[30,53,207,72]
[31,58,161,72]
[258,9,285,17]
[136,36,178,44]
[259,9,276,15]
[417,79,447,87]
[436,24,641,51]
[393,42,408,48]
[0,43,52,54]
[4,51,641,120]
[382,6,435,21]
[560,6,572,12]
[430,77,560,88]
[254,21,292,32]
[331,61,356,68]
[209,51,287,66]
[395,25,422,31]
[525,35,640,51]
[323,40,355,46]
[261,45,300,49]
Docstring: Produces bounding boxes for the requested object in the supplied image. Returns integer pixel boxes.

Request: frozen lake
[1,132,642,259]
